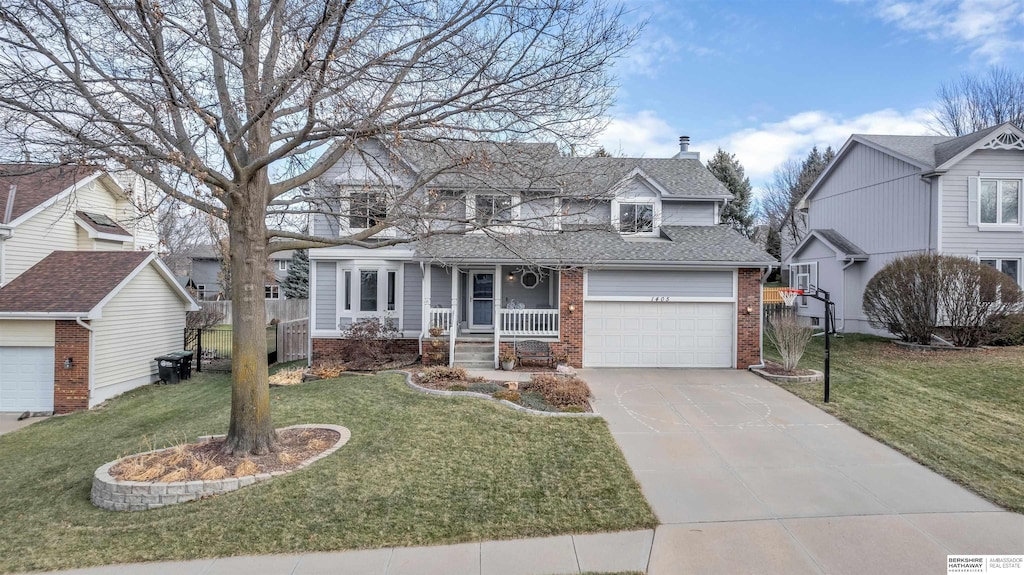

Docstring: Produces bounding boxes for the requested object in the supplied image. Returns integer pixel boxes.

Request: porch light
[745,306,752,314]
[507,272,515,282]
[568,303,576,313]
[64,357,73,369]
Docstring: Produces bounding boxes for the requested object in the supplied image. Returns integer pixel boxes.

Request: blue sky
[595,0,1024,186]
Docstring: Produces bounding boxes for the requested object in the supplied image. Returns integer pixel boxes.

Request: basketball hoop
[779,288,803,306]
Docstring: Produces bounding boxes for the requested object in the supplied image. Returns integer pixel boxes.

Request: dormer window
[349,192,387,229]
[474,194,513,225]
[619,203,654,233]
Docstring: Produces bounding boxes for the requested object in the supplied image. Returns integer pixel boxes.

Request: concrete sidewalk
[19,530,655,575]
[584,368,1024,575]
[0,413,46,436]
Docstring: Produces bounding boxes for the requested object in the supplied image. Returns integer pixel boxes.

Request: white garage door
[583,302,734,367]
[0,347,55,412]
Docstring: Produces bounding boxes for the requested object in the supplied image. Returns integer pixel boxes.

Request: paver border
[90,424,351,512]
[749,367,824,384]
[385,370,602,418]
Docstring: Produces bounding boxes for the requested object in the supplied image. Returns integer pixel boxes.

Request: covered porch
[424,264,560,338]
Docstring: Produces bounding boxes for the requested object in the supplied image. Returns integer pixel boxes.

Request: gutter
[747,264,774,371]
[75,316,96,403]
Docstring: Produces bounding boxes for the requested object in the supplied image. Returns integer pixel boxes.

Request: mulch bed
[111,428,341,482]
[761,361,818,377]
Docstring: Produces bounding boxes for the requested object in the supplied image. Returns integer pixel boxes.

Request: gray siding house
[788,122,1024,333]
[185,245,295,300]
[309,138,774,369]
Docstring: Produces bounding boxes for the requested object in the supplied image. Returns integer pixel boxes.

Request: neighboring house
[184,245,294,300]
[0,251,199,414]
[0,164,159,285]
[309,138,775,369]
[788,122,1024,333]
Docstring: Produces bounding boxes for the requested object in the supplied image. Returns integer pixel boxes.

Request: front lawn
[769,333,1024,512]
[0,372,655,573]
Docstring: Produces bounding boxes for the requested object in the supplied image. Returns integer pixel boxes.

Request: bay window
[336,264,403,330]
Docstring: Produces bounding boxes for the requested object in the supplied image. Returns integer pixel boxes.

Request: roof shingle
[0,251,151,313]
[0,164,98,224]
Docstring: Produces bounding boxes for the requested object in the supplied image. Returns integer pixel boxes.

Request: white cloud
[694,107,935,184]
[595,110,681,158]
[866,0,1024,61]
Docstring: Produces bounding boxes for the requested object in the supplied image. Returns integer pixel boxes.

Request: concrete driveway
[0,413,45,436]
[583,368,1024,575]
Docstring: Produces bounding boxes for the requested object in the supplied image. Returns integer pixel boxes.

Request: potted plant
[499,351,516,371]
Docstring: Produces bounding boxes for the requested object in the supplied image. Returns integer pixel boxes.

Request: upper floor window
[475,195,513,225]
[349,192,388,229]
[278,261,288,271]
[980,179,1021,225]
[619,203,654,233]
[265,285,280,299]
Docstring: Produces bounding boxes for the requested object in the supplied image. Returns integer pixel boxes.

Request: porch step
[454,360,495,369]
[453,342,492,352]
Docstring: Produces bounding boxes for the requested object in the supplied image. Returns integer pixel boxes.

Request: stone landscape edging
[385,370,601,418]
[91,423,351,512]
[750,367,824,384]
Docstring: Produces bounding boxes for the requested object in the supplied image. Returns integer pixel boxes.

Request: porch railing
[428,308,453,334]
[498,308,559,337]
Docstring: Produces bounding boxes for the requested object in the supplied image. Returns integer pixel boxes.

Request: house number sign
[650,296,671,302]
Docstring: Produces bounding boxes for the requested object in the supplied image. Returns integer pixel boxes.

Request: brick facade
[54,320,90,414]
[311,337,420,364]
[736,268,763,369]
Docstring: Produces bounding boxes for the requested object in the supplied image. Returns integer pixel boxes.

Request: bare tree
[157,200,210,277]
[0,0,636,454]
[934,67,1024,136]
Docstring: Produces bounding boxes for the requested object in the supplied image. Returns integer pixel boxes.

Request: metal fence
[184,325,280,372]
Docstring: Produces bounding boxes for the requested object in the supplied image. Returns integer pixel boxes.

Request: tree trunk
[222,178,278,456]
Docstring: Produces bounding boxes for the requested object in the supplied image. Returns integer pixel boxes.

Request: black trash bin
[169,350,194,380]
[155,355,181,384]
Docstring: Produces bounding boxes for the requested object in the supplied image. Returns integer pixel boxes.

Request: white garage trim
[585,295,735,302]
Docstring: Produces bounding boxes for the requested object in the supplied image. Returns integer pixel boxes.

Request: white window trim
[978,254,1024,288]
[978,176,1023,229]
[790,262,818,307]
[278,260,287,271]
[465,192,521,232]
[336,262,404,330]
[611,197,661,237]
[265,284,280,299]
[342,187,396,237]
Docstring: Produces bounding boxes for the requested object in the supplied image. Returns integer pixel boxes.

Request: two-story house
[185,245,296,301]
[308,138,775,370]
[0,164,198,414]
[787,122,1024,333]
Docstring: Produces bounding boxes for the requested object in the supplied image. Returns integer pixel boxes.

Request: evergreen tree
[281,249,309,299]
[706,148,755,237]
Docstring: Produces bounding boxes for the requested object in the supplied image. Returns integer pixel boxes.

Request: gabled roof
[332,138,732,199]
[0,164,104,225]
[801,122,1024,207]
[788,229,867,263]
[415,225,774,266]
[0,251,199,318]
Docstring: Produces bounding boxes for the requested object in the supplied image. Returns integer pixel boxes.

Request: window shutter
[968,177,979,226]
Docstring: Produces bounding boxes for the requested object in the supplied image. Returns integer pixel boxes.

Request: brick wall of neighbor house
[54,320,90,414]
[311,337,420,364]
[736,268,762,369]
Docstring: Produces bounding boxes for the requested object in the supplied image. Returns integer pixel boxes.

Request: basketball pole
[785,286,832,403]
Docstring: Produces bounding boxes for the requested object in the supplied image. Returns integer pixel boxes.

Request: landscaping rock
[556,365,577,376]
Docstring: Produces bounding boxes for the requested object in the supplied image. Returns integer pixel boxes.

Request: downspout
[75,316,95,406]
[840,257,858,333]
[747,264,773,370]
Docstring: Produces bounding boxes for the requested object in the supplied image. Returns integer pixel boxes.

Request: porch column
[493,264,502,369]
[420,263,431,356]
[449,266,459,367]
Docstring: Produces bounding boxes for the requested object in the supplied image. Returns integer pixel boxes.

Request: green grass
[0,373,654,573]
[768,333,1024,512]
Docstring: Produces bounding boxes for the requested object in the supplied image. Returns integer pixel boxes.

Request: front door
[469,271,494,330]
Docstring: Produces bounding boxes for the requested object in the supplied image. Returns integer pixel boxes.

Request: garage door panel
[584,302,734,368]
[0,347,55,412]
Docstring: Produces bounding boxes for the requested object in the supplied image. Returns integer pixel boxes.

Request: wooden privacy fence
[276,318,309,363]
[763,287,786,304]
[201,299,308,324]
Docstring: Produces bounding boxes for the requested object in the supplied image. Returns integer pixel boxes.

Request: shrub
[467,382,504,395]
[938,257,1023,347]
[417,366,469,384]
[863,254,943,344]
[493,389,521,402]
[983,313,1024,346]
[863,254,1022,347]
[529,373,591,408]
[764,313,814,372]
[519,391,557,412]
[337,317,400,367]
[311,362,346,379]
[186,305,225,329]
